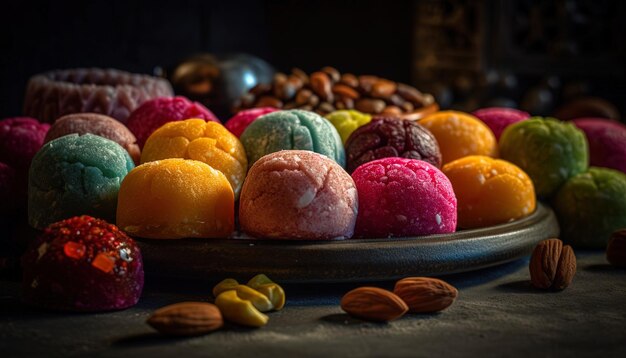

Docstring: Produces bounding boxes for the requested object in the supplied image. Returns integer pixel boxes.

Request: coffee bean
[355,98,386,114]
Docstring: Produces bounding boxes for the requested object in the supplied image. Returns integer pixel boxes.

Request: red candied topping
[63,241,86,259]
[92,253,115,273]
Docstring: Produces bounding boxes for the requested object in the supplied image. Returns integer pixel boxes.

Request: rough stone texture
[1,252,625,357]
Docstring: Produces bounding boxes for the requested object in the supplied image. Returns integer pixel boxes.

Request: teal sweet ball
[28,133,135,229]
[240,110,346,168]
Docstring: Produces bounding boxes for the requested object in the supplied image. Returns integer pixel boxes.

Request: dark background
[1,0,625,120]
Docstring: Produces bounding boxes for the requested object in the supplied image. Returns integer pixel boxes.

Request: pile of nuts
[234,67,438,119]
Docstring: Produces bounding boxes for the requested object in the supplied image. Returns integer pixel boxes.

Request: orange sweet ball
[442,155,536,229]
[116,158,234,239]
[141,119,247,197]
[420,111,498,165]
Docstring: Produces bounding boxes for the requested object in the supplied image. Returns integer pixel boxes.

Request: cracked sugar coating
[345,116,441,173]
[239,150,357,240]
[141,119,247,198]
[472,107,530,140]
[499,117,588,198]
[21,215,144,312]
[126,96,219,148]
[352,157,457,238]
[44,113,140,164]
[117,158,234,239]
[240,110,345,168]
[442,155,536,229]
[28,134,134,229]
[225,107,279,138]
[572,118,626,174]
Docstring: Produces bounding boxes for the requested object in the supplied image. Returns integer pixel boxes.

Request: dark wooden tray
[136,203,559,283]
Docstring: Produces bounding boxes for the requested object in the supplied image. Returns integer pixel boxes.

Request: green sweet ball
[240,110,346,168]
[499,117,588,198]
[553,167,626,248]
[28,133,135,229]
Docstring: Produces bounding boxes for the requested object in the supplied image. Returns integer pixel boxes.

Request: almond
[341,287,408,322]
[529,238,576,290]
[147,302,223,336]
[393,277,458,313]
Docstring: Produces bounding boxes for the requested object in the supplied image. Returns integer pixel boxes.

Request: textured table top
[1,251,625,358]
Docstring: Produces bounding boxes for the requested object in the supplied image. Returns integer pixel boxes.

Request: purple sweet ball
[472,107,530,140]
[572,118,626,174]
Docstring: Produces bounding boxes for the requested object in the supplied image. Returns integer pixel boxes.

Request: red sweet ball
[225,107,278,138]
[21,216,144,312]
[0,117,50,174]
[126,96,219,148]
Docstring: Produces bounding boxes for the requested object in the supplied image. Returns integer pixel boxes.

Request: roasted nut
[607,229,626,267]
[215,290,269,327]
[355,98,386,114]
[256,283,286,311]
[256,96,283,108]
[371,79,397,99]
[335,97,354,110]
[274,80,296,100]
[340,73,359,88]
[322,66,341,83]
[401,101,414,112]
[295,89,313,106]
[332,84,360,100]
[235,285,274,312]
[310,71,333,101]
[250,83,272,96]
[291,68,309,84]
[381,105,403,116]
[147,302,223,336]
[247,273,274,288]
[397,83,424,104]
[529,238,577,290]
[213,278,239,297]
[393,277,458,313]
[358,75,379,93]
[341,287,408,322]
[287,75,304,91]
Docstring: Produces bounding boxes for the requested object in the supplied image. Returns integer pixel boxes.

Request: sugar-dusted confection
[141,119,247,197]
[28,134,135,229]
[472,107,530,140]
[442,156,536,228]
[554,167,626,248]
[345,116,441,173]
[240,110,345,168]
[44,113,140,164]
[23,68,173,123]
[225,107,278,138]
[325,110,372,144]
[239,150,357,240]
[499,117,588,198]
[117,159,234,239]
[21,215,144,312]
[572,118,626,174]
[419,111,498,165]
[352,157,456,238]
[126,96,219,148]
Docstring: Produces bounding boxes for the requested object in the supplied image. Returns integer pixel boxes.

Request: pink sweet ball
[126,96,219,148]
[472,107,530,140]
[352,157,457,238]
[572,118,626,174]
[225,107,278,138]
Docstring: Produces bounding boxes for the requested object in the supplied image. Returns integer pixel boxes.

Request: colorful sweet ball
[141,119,247,197]
[240,109,345,168]
[499,117,588,198]
[345,116,441,173]
[117,159,234,239]
[44,113,141,164]
[553,167,626,248]
[572,118,626,174]
[126,96,219,148]
[21,215,144,311]
[442,155,536,228]
[352,157,457,238]
[225,107,278,138]
[239,150,357,240]
[325,110,372,144]
[472,107,530,140]
[28,134,135,230]
[419,111,498,165]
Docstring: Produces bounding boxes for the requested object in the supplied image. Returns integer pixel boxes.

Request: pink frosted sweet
[239,150,358,240]
[225,107,278,138]
[352,157,457,238]
[572,118,626,174]
[126,96,219,148]
[472,107,530,140]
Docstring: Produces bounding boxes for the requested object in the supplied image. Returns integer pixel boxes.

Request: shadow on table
[320,312,441,327]
[112,323,259,347]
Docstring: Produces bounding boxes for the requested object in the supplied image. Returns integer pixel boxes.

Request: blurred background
[1,0,625,120]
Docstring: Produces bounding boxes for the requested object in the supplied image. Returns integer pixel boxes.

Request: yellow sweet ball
[420,111,498,165]
[325,110,372,144]
[116,159,234,239]
[442,155,536,229]
[141,118,247,197]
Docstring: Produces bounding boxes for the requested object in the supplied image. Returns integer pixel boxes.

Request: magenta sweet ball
[472,107,530,140]
[225,107,279,138]
[352,157,457,238]
[126,96,219,148]
[572,118,626,174]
